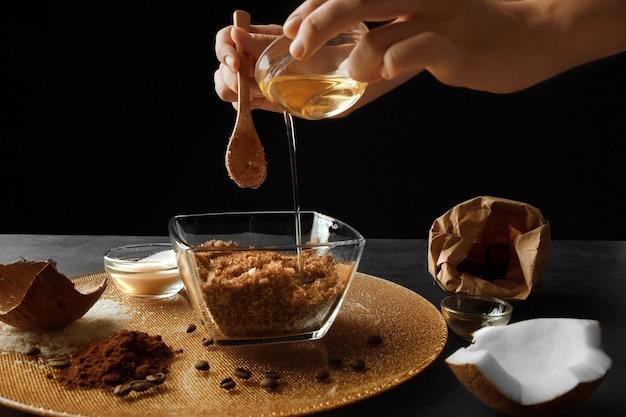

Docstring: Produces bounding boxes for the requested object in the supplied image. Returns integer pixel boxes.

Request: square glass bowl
[104,243,182,299]
[168,211,366,346]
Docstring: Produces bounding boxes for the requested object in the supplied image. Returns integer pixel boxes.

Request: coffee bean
[113,383,133,397]
[349,358,366,371]
[130,380,155,392]
[328,354,343,366]
[202,337,214,346]
[260,377,279,389]
[220,377,236,390]
[47,358,70,369]
[264,371,280,380]
[146,373,166,385]
[367,334,383,345]
[186,323,197,333]
[193,360,210,371]
[26,346,41,356]
[315,369,330,381]
[234,367,252,379]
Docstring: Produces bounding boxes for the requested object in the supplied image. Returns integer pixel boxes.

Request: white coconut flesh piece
[445,318,611,416]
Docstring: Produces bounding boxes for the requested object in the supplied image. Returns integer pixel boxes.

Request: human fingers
[216,24,284,72]
[215,25,239,71]
[375,20,526,93]
[214,57,282,110]
[214,62,285,113]
[381,32,458,81]
[213,26,243,105]
[282,0,329,38]
[344,14,474,88]
[240,24,285,61]
[364,15,500,91]
[214,32,264,109]
[214,62,239,104]
[358,18,463,84]
[285,0,424,60]
[214,24,284,109]
[348,19,429,83]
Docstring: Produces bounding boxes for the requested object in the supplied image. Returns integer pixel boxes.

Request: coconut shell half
[0,260,107,331]
[445,318,611,417]
[447,360,606,417]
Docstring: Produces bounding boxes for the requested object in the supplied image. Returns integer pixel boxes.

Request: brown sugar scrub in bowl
[169,211,366,346]
[193,240,354,339]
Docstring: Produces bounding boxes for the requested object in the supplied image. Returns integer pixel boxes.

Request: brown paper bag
[428,196,551,300]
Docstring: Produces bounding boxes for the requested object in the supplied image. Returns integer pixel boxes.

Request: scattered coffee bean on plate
[130,380,155,392]
[47,358,70,369]
[193,360,210,371]
[186,324,197,333]
[220,377,236,390]
[201,337,214,346]
[367,334,383,345]
[234,367,252,379]
[26,346,41,356]
[113,374,165,396]
[315,369,330,381]
[146,373,166,385]
[328,354,343,366]
[349,358,366,371]
[113,383,133,397]
[264,371,280,380]
[260,377,279,389]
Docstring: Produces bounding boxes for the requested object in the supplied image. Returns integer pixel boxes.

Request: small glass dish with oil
[254,23,369,120]
[440,294,513,341]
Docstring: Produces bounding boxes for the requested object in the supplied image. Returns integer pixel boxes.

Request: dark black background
[3,0,626,239]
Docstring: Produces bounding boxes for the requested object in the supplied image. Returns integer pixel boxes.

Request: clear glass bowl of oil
[254,23,368,120]
[440,294,513,341]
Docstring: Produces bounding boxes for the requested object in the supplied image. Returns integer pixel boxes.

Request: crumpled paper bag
[428,196,551,300]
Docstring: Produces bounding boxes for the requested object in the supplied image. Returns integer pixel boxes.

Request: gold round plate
[0,272,447,417]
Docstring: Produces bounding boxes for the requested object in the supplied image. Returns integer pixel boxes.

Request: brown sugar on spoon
[225,10,267,189]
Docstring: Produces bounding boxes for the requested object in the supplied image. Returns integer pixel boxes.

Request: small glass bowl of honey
[254,23,369,120]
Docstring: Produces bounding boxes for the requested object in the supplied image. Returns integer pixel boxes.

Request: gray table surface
[1,235,624,416]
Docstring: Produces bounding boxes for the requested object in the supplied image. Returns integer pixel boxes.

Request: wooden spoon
[225,10,267,189]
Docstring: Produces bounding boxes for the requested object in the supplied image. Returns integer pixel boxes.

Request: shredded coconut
[0,299,129,357]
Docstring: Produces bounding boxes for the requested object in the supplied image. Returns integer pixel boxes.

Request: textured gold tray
[0,272,447,417]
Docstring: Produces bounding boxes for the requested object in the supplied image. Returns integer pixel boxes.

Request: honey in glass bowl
[255,23,368,120]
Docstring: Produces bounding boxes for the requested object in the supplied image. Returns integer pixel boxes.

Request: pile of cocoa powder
[56,329,174,391]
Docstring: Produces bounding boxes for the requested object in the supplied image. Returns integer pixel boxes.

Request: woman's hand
[214,23,285,112]
[283,0,626,93]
